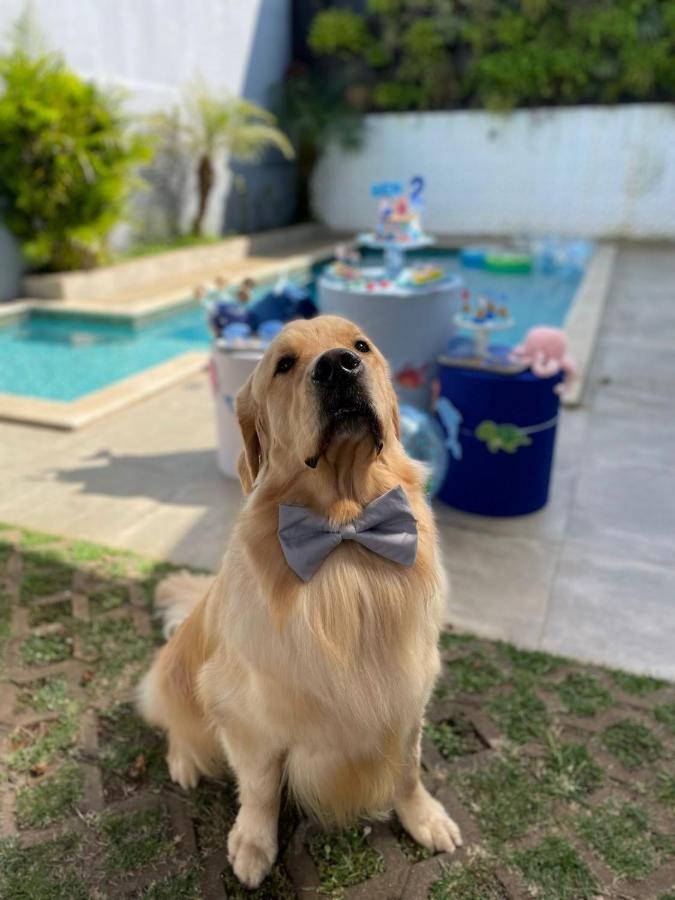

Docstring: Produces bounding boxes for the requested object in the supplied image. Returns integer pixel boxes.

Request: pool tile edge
[562,243,617,407]
[0,351,208,430]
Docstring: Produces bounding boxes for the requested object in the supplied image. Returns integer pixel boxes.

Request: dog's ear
[235,374,263,493]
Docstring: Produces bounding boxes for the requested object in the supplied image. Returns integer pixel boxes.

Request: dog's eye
[354,340,370,353]
[275,355,296,375]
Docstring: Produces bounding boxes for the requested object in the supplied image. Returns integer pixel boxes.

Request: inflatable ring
[460,247,487,268]
[485,252,533,273]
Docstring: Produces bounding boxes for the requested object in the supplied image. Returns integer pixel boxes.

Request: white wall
[313,106,675,239]
[0,0,291,289]
[0,0,290,111]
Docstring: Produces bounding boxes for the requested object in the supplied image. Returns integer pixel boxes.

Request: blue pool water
[0,251,583,402]
[0,306,211,402]
[445,264,582,348]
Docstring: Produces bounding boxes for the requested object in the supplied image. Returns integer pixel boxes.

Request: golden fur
[138,315,461,888]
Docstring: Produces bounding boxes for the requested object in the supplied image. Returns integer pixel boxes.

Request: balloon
[399,405,448,498]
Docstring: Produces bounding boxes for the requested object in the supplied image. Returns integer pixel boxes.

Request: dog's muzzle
[305,348,383,467]
[312,348,363,389]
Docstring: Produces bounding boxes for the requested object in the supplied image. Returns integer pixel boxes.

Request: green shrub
[0,21,151,271]
[308,9,371,58]
[307,0,675,112]
[272,68,361,219]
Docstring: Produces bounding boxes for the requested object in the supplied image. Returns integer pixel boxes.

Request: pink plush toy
[510,326,576,390]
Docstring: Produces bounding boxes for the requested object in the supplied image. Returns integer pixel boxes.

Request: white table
[318,267,462,407]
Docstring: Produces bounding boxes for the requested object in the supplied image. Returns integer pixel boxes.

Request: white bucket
[210,347,263,479]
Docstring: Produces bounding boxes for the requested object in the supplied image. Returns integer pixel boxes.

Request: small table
[318,268,462,407]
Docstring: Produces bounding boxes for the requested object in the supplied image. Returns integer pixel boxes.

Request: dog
[138,315,461,888]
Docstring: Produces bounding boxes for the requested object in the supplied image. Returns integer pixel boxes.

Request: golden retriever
[138,315,461,888]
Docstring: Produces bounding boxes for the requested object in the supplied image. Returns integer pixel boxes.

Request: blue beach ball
[399,405,449,498]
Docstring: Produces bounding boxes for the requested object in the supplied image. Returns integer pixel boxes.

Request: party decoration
[485,251,533,273]
[399,404,449,497]
[435,397,463,461]
[475,420,532,454]
[510,326,576,389]
[358,176,435,276]
[370,181,403,198]
[319,174,461,406]
[204,273,317,342]
[207,299,250,339]
[454,290,514,360]
[398,262,444,286]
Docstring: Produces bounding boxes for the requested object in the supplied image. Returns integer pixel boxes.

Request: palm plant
[162,80,294,236]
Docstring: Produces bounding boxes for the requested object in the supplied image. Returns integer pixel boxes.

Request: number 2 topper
[409,175,425,207]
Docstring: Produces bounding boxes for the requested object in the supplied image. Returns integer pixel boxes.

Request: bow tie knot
[278,486,418,582]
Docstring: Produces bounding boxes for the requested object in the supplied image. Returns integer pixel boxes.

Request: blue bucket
[435,362,562,516]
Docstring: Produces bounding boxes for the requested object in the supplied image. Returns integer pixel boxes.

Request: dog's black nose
[312,349,362,385]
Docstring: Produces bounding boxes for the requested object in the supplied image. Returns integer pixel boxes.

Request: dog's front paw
[167,749,199,790]
[228,818,277,889]
[398,790,463,854]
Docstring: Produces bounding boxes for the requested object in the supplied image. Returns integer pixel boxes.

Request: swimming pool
[352,248,583,348]
[0,306,211,402]
[0,250,584,403]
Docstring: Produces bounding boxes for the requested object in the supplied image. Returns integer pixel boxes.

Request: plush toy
[510,326,576,389]
[246,279,317,330]
[207,300,250,338]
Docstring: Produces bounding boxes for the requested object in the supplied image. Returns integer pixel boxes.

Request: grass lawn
[0,524,673,899]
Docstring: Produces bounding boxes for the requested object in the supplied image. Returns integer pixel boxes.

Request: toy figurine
[236,277,256,304]
[213,275,229,296]
[207,300,249,339]
[510,326,577,387]
[246,275,317,331]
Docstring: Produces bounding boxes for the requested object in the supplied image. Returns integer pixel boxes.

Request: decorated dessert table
[317,178,462,406]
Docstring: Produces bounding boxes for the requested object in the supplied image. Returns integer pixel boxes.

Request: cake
[374,195,424,243]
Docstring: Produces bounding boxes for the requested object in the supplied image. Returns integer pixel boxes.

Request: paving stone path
[1,525,673,899]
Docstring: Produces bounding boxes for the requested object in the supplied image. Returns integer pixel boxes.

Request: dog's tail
[154,571,214,640]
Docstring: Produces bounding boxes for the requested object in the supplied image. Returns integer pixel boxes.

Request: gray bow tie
[278,485,418,582]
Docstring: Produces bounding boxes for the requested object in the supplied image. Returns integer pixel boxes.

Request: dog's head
[235,315,400,493]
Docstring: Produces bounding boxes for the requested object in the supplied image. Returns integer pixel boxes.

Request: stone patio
[1,243,674,678]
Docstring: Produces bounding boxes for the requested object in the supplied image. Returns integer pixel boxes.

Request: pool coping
[560,242,616,406]
[0,241,337,430]
[0,238,615,429]
[20,222,326,300]
[0,352,208,430]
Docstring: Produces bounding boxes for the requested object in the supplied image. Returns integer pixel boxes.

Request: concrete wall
[0,0,290,111]
[0,0,292,294]
[0,225,23,302]
[313,105,675,239]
